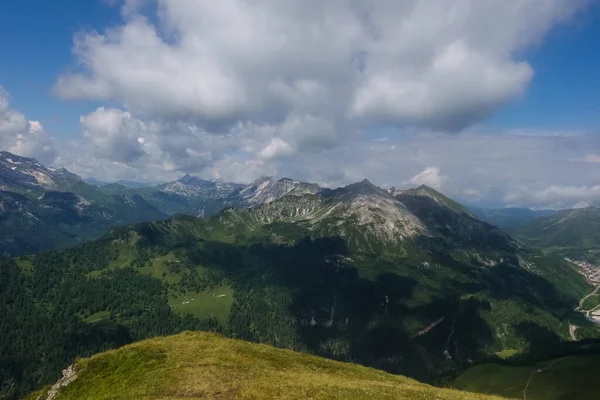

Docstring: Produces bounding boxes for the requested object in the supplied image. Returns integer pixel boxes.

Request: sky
[1,0,600,209]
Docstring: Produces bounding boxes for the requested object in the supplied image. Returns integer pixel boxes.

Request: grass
[581,295,600,311]
[83,311,119,330]
[137,254,182,284]
[495,349,519,360]
[168,286,234,324]
[29,331,510,400]
[15,256,34,275]
[84,311,111,323]
[452,354,600,400]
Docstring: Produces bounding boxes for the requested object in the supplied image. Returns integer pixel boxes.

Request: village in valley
[565,258,600,284]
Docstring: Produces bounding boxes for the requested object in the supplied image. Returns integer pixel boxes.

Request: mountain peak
[238,176,320,205]
[391,184,474,217]
[0,150,41,167]
[177,173,194,182]
[176,174,214,186]
[340,179,382,196]
[415,184,434,191]
[252,176,278,185]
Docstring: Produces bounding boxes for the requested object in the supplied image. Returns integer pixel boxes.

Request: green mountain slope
[27,332,507,400]
[452,352,600,400]
[2,182,596,398]
[0,151,167,257]
[513,207,600,248]
[470,207,557,231]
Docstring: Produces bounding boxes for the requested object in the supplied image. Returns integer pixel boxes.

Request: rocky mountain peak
[346,179,379,192]
[324,178,386,201]
[177,174,209,185]
[237,176,320,206]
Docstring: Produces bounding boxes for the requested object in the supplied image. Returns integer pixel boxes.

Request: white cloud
[257,138,295,160]
[573,201,591,209]
[0,87,56,164]
[410,167,444,189]
[56,0,587,135]
[80,107,148,163]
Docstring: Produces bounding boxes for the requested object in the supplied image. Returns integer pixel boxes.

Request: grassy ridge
[452,354,600,400]
[29,331,509,400]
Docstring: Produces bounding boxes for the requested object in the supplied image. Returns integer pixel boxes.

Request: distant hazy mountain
[129,175,321,217]
[84,177,109,186]
[85,177,155,189]
[470,206,558,230]
[232,176,321,206]
[0,151,167,257]
[513,206,600,248]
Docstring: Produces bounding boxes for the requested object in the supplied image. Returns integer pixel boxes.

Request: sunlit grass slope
[29,331,509,400]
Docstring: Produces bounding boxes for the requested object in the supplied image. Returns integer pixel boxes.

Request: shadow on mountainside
[189,236,502,380]
[125,219,583,380]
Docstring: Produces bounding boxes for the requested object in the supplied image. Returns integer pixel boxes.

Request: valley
[1,152,600,399]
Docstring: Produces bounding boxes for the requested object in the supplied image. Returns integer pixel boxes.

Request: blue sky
[1,0,600,209]
[0,1,112,134]
[490,1,600,132]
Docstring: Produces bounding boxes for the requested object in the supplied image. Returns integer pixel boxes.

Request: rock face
[160,174,243,199]
[0,151,58,191]
[42,364,77,400]
[233,177,321,206]
[221,179,430,252]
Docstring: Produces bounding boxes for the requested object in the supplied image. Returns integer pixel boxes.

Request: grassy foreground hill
[27,331,507,400]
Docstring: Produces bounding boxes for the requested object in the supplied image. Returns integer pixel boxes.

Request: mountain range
[0,151,327,257]
[3,150,600,399]
[0,151,167,257]
[2,148,598,398]
[6,150,589,259]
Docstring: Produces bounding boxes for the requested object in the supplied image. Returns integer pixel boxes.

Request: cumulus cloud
[56,0,587,135]
[0,87,56,164]
[68,107,251,180]
[257,138,295,160]
[410,167,445,189]
[80,107,148,163]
